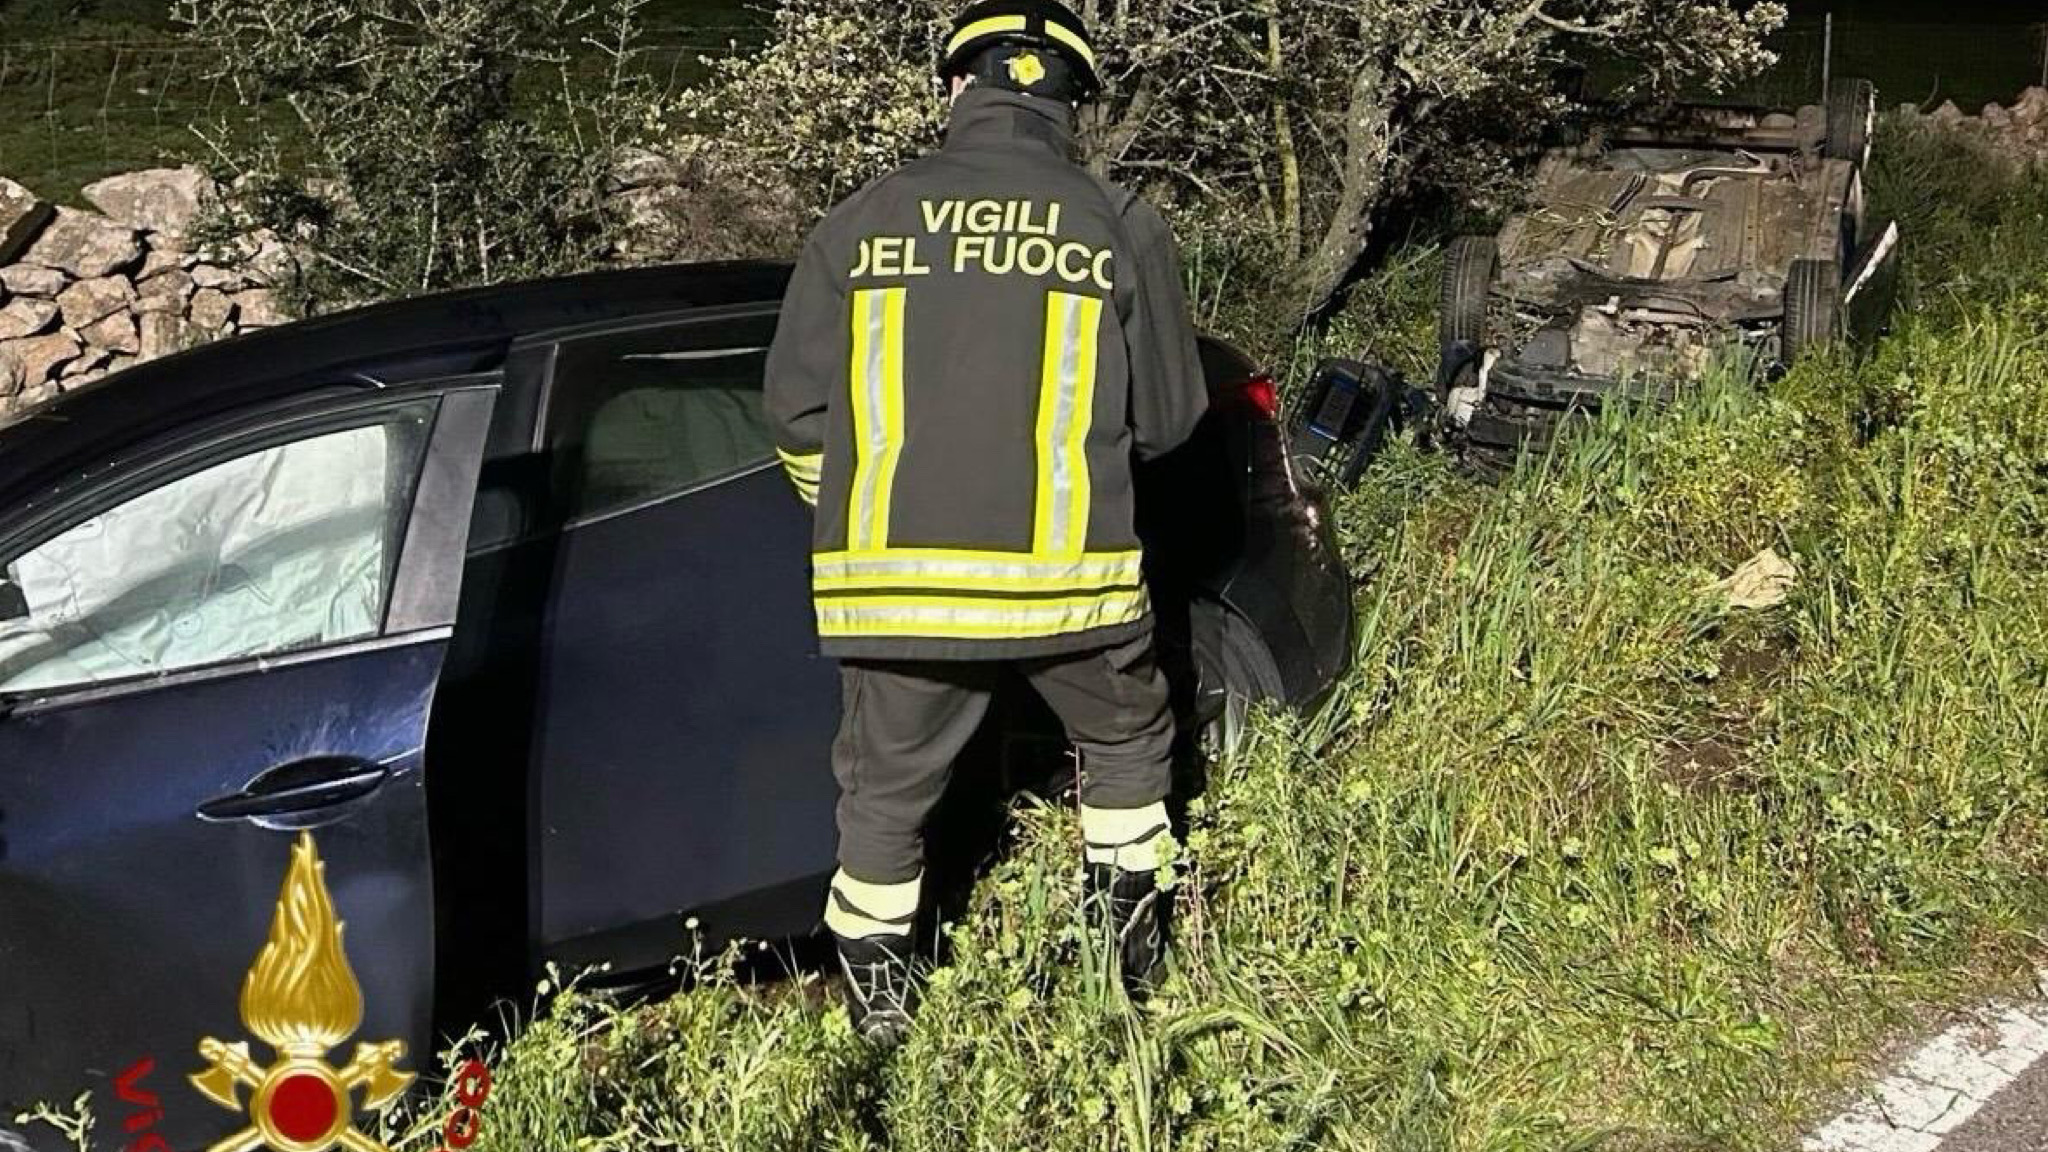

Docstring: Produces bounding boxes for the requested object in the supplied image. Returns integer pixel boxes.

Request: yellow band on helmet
[946,14,1099,74]
[1039,21,1098,72]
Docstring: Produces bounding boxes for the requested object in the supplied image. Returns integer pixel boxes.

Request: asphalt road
[1805,973,2048,1152]
[1937,1057,2048,1152]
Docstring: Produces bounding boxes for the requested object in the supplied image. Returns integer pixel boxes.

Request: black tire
[1825,78,1876,167]
[1782,257,1843,366]
[1192,605,1285,762]
[1440,236,1498,353]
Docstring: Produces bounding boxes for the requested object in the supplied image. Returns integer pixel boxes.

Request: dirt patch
[1658,733,1754,794]
[1718,642,1790,692]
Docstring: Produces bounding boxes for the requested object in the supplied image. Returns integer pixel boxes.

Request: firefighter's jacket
[765,87,1209,661]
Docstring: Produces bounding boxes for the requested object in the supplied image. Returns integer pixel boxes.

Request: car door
[0,379,496,1152]
[515,307,840,973]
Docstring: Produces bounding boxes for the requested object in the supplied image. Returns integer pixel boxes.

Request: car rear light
[1228,373,1280,421]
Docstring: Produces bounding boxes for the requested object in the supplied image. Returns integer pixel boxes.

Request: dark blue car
[0,263,1351,1151]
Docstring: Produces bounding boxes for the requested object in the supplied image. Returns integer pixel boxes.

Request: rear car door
[520,307,840,972]
[0,379,495,1152]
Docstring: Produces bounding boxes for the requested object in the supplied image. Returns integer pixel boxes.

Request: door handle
[197,756,392,827]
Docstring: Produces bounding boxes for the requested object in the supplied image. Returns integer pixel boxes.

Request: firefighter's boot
[1081,802,1173,999]
[1087,862,1168,999]
[834,932,918,1048]
[825,870,921,1047]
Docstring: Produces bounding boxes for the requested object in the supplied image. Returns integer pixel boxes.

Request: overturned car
[1436,79,1902,473]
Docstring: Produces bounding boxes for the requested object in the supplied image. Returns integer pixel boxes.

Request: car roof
[0,261,793,509]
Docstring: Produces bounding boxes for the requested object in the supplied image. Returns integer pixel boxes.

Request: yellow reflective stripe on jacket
[816,586,1149,640]
[778,447,823,479]
[1033,291,1101,556]
[848,288,907,551]
[812,548,1140,592]
[946,14,1098,73]
[778,448,823,506]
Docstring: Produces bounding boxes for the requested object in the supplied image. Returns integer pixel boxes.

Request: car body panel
[0,640,444,1151]
[529,464,840,969]
[0,382,497,1151]
[1498,146,1858,299]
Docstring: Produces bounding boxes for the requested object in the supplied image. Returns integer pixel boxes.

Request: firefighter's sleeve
[764,231,841,506]
[1120,200,1209,462]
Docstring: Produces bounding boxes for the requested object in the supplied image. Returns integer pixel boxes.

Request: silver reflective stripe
[1045,293,1084,552]
[815,589,1151,637]
[812,550,1143,586]
[850,290,892,550]
[1034,291,1102,556]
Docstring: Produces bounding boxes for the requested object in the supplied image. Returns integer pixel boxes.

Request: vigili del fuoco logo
[188,832,414,1152]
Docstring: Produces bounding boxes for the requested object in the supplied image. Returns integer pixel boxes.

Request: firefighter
[764,0,1208,1046]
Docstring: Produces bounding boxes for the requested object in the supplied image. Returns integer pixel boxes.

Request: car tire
[1441,236,1498,353]
[1192,604,1285,762]
[1782,257,1843,366]
[1825,77,1876,167]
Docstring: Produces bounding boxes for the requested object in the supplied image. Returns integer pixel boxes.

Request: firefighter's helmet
[941,0,1101,102]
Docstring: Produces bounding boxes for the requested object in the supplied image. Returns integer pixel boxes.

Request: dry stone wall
[0,166,292,423]
[1903,86,2048,169]
[0,142,802,428]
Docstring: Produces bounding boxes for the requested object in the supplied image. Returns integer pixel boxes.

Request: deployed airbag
[0,424,397,694]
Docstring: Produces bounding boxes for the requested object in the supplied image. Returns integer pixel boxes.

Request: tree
[685,0,1785,328]
[173,0,669,309]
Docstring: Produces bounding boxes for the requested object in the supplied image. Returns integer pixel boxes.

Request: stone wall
[0,167,292,422]
[1903,86,2048,169]
[0,143,803,427]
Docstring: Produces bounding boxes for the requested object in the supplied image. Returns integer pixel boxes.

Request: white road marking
[1804,971,2048,1152]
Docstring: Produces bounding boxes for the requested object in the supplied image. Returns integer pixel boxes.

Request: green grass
[398,119,2048,1152]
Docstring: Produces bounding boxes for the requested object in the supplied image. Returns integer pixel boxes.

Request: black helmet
[940,0,1101,101]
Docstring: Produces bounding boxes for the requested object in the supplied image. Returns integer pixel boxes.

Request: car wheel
[1782,257,1843,366]
[1440,236,1499,353]
[1825,77,1876,167]
[1192,604,1285,762]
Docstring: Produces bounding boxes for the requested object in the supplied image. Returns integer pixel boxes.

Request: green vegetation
[425,119,2048,1150]
[0,4,218,202]
[0,0,761,201]
[684,0,1783,330]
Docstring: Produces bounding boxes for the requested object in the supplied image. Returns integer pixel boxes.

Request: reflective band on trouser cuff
[825,870,921,940]
[811,549,1142,592]
[847,288,907,551]
[1034,292,1102,557]
[816,587,1149,641]
[1082,803,1171,871]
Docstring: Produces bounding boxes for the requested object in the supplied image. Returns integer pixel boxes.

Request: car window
[546,317,777,521]
[0,410,433,694]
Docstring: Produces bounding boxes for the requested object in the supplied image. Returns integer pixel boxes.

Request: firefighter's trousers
[830,632,1175,887]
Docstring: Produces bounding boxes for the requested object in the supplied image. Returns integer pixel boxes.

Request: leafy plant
[173,0,671,310]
